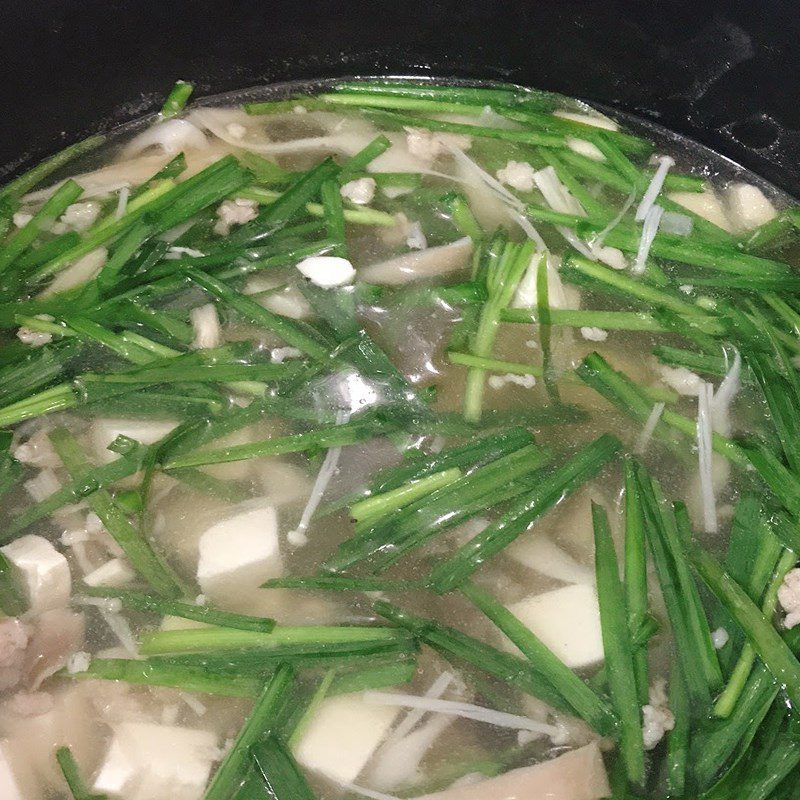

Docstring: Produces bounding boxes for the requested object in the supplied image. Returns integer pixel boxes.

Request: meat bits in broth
[0,77,798,800]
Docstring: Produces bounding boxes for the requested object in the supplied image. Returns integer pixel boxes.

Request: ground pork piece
[779,568,800,629]
[496,160,536,192]
[340,177,376,205]
[404,128,472,163]
[0,618,31,691]
[213,197,258,235]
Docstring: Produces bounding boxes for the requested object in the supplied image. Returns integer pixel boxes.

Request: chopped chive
[692,629,800,788]
[261,576,424,592]
[328,658,417,696]
[504,108,651,155]
[146,639,416,673]
[369,427,534,494]
[666,660,690,797]
[324,442,551,574]
[361,108,566,148]
[428,434,621,593]
[243,96,328,115]
[320,91,490,115]
[561,253,706,317]
[501,306,667,332]
[235,152,291,186]
[0,551,25,616]
[0,134,104,202]
[56,746,107,800]
[635,468,722,703]
[461,582,617,736]
[597,225,794,283]
[653,345,750,382]
[203,664,295,800]
[160,80,194,119]
[339,134,393,178]
[186,268,333,361]
[374,600,574,713]
[592,502,645,785]
[464,237,534,421]
[589,132,643,187]
[95,220,153,293]
[576,352,748,466]
[744,443,800,518]
[351,467,462,525]
[320,178,347,257]
[714,548,796,718]
[740,211,797,252]
[536,248,560,403]
[130,153,188,201]
[72,657,260,697]
[164,415,390,470]
[623,459,650,705]
[35,156,249,280]
[536,148,611,219]
[0,179,84,274]
[250,735,316,800]
[448,351,542,379]
[227,157,340,245]
[441,192,483,241]
[690,544,800,710]
[331,80,535,107]
[80,586,276,633]
[4,441,149,539]
[140,624,408,656]
[49,427,185,598]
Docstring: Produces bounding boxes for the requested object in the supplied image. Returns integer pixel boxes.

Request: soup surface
[0,78,799,800]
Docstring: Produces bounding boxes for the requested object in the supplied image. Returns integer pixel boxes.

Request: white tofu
[0,535,70,613]
[725,182,778,230]
[196,501,282,600]
[507,584,604,669]
[89,418,179,465]
[83,558,135,588]
[295,692,401,784]
[255,460,312,507]
[296,255,356,288]
[93,721,218,800]
[506,534,594,585]
[667,189,733,232]
[0,742,25,800]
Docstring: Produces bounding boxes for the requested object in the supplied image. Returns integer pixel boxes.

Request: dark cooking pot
[2,0,800,197]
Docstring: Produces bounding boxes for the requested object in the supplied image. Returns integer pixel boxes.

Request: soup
[0,77,797,800]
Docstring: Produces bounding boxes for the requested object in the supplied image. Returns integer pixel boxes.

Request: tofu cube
[0,534,70,612]
[90,418,179,464]
[507,583,604,669]
[196,502,282,599]
[0,742,26,800]
[83,558,135,588]
[93,722,218,800]
[294,692,401,784]
[505,534,594,585]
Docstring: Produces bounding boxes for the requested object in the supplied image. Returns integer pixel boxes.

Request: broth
[0,78,797,800]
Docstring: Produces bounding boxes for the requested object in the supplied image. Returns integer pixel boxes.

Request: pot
[2,1,800,195]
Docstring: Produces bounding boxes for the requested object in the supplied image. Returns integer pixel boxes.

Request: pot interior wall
[2,0,800,195]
